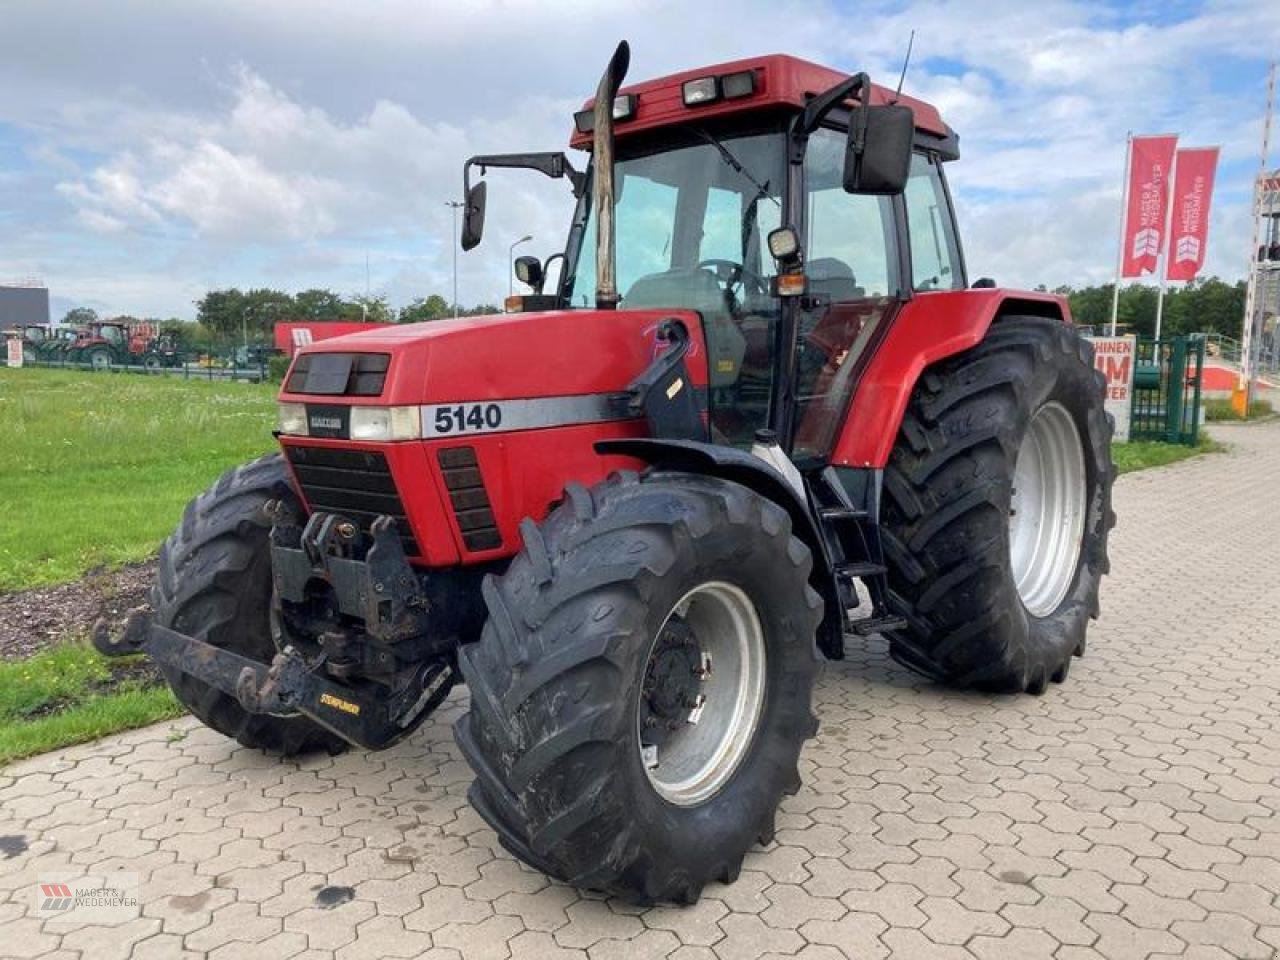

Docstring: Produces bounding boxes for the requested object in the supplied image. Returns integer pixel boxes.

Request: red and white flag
[1121,135,1178,277]
[1166,147,1219,282]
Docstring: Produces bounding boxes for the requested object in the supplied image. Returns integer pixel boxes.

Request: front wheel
[456,471,823,904]
[151,454,347,755]
[881,317,1115,693]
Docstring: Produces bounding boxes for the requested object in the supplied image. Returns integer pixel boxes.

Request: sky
[1,0,1278,321]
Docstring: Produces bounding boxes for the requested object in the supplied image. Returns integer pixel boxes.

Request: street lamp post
[509,235,533,297]
[444,200,464,318]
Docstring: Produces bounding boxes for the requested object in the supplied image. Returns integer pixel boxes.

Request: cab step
[847,615,908,636]
[835,561,888,579]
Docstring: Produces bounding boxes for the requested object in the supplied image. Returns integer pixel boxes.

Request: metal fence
[1131,335,1206,445]
[4,355,272,382]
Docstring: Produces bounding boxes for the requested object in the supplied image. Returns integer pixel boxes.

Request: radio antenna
[894,30,916,99]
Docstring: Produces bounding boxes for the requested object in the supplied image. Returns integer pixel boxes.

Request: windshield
[567,131,784,309]
[567,131,786,446]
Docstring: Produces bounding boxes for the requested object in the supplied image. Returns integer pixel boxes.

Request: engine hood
[278,309,708,407]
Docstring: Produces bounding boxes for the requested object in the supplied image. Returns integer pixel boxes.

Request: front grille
[437,447,502,552]
[284,445,420,556]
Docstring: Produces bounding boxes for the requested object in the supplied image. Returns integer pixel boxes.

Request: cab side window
[904,154,963,291]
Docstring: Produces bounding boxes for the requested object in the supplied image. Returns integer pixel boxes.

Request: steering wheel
[696,259,767,310]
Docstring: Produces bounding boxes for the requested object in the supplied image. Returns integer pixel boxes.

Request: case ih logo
[40,884,73,911]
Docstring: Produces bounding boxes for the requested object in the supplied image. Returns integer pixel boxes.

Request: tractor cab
[464,54,965,460]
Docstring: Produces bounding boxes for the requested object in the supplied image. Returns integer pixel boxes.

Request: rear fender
[830,289,1071,468]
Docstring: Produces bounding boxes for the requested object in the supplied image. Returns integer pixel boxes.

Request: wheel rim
[91,352,109,369]
[637,581,766,807]
[1009,402,1087,617]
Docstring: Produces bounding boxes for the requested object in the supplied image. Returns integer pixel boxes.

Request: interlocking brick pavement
[2,420,1278,959]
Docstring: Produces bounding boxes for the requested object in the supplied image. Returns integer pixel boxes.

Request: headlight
[350,405,421,441]
[276,402,308,436]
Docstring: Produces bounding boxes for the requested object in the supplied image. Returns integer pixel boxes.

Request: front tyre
[151,454,347,755]
[881,317,1115,694]
[456,471,823,904]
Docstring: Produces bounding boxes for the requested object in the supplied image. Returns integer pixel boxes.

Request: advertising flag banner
[1166,147,1220,282]
[1121,135,1178,277]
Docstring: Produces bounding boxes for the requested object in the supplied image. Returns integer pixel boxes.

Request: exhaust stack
[592,41,630,310]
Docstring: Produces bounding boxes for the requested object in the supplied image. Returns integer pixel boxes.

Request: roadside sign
[5,337,23,368]
[1086,335,1136,442]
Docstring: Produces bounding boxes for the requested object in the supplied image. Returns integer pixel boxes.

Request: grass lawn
[1112,435,1224,474]
[0,367,276,592]
[0,642,183,765]
[1203,396,1275,422]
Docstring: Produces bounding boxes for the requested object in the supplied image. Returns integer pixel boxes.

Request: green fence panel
[1130,335,1205,445]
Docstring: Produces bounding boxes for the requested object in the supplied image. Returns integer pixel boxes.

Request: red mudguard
[829,289,1071,469]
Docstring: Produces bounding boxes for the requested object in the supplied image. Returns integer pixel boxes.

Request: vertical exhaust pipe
[593,41,630,310]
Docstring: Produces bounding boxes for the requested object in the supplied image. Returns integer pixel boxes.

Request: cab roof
[570,53,952,149]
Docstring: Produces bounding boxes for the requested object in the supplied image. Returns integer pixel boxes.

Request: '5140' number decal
[430,403,503,435]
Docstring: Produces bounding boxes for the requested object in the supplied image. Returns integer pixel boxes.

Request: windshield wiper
[693,129,780,209]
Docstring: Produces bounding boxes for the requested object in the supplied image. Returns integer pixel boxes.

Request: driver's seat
[623,267,746,390]
[623,267,725,314]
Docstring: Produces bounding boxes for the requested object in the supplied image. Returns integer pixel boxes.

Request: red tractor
[97,45,1114,904]
[67,321,163,369]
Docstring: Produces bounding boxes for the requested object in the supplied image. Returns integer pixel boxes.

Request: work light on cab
[573,94,637,133]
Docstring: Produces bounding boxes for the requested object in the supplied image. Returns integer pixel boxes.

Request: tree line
[56,289,501,352]
[59,276,1251,349]
[1048,276,1246,339]
[193,288,500,336]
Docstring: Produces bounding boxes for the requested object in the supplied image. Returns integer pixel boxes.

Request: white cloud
[2,0,1278,316]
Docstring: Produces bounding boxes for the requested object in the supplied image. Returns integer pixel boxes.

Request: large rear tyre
[151,454,347,755]
[455,471,823,904]
[881,317,1115,694]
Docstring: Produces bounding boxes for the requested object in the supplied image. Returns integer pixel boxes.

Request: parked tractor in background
[66,320,178,369]
[12,324,77,365]
[97,44,1115,905]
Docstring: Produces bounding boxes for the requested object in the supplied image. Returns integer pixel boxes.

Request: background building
[0,280,51,330]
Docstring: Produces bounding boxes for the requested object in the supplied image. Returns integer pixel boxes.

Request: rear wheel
[456,471,823,904]
[88,348,112,370]
[151,454,347,755]
[880,317,1115,693]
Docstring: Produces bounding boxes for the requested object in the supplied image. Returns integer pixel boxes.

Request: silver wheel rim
[91,352,109,369]
[1009,402,1087,617]
[637,581,766,807]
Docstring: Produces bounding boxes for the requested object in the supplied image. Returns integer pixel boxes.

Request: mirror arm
[463,153,586,199]
[788,72,869,164]
[799,72,869,137]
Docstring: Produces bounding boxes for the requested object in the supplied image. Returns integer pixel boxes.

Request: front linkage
[93,506,457,750]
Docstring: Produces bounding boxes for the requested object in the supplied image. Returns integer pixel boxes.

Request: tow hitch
[92,611,452,750]
[92,507,457,751]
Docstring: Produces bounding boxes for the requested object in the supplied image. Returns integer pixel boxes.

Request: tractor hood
[278,309,709,409]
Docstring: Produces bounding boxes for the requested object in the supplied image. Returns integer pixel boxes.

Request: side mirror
[514,255,544,293]
[844,104,914,195]
[460,181,487,251]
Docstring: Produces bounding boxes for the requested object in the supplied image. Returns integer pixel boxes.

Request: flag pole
[1240,61,1276,403]
[1154,149,1178,343]
[1109,132,1133,336]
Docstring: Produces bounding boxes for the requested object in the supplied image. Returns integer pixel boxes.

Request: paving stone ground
[2,421,1278,960]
